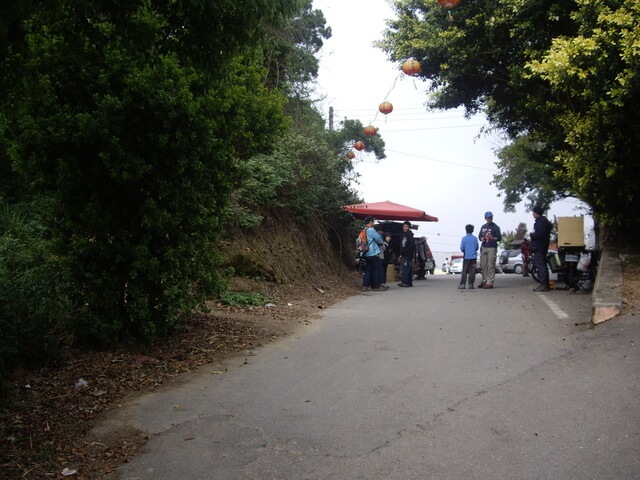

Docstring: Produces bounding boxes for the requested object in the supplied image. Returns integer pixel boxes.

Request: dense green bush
[0,202,69,379]
[0,1,365,380]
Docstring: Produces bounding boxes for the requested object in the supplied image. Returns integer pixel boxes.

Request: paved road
[114,274,640,480]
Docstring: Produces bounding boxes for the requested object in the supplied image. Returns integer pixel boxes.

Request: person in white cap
[477,211,502,289]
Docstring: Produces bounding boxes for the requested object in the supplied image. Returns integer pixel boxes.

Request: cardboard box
[557,217,584,247]
[386,264,395,283]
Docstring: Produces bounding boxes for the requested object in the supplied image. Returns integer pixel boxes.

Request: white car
[450,257,464,274]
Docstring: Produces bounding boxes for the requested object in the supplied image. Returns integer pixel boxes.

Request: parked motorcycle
[527,251,548,283]
[528,249,596,291]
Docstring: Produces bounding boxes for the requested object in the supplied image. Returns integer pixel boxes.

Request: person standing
[414,236,430,280]
[478,211,502,289]
[361,217,388,291]
[529,205,553,292]
[458,224,479,289]
[521,238,530,277]
[375,226,389,289]
[381,232,393,287]
[398,221,415,287]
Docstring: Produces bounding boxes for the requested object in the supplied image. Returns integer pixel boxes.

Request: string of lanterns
[344,0,462,161]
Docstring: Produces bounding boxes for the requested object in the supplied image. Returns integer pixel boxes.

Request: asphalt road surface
[115,273,640,480]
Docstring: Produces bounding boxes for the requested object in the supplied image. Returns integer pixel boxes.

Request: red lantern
[346,151,356,159]
[401,59,421,76]
[363,125,378,136]
[379,101,393,115]
[437,0,460,8]
[354,141,365,151]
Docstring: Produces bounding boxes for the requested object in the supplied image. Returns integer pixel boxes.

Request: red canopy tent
[343,201,439,222]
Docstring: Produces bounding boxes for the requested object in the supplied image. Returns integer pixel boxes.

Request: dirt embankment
[0,218,361,479]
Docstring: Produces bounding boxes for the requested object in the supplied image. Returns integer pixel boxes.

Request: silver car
[499,249,524,274]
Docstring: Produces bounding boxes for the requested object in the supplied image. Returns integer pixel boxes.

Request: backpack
[356,229,369,252]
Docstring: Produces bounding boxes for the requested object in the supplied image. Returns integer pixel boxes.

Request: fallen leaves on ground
[0,274,360,479]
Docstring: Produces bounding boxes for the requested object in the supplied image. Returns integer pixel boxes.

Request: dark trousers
[364,255,382,288]
[379,257,389,286]
[461,258,477,286]
[416,259,426,278]
[402,257,413,286]
[534,249,549,287]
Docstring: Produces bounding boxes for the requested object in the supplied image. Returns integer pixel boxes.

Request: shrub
[0,202,69,380]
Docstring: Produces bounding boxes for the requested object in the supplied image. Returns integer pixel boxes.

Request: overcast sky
[312,0,593,263]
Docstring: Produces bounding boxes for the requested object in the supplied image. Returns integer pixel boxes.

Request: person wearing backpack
[360,216,387,291]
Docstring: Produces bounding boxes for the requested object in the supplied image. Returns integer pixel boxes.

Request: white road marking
[537,293,569,319]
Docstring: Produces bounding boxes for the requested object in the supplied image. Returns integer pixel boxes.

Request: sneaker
[477,283,486,289]
[372,285,389,291]
[483,284,493,289]
[533,285,550,292]
[362,286,370,291]
[468,285,475,289]
[457,284,466,289]
[397,283,412,287]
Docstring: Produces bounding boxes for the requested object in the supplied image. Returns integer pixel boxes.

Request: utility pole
[328,106,334,131]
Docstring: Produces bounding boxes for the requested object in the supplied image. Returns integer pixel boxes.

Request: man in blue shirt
[362,217,388,291]
[459,224,479,289]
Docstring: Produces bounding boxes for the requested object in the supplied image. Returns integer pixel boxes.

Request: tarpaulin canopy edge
[343,201,439,222]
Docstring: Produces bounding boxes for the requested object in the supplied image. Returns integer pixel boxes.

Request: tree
[0,1,302,344]
[500,222,529,247]
[327,118,387,161]
[527,0,640,230]
[378,0,640,233]
[261,0,332,97]
[227,3,363,234]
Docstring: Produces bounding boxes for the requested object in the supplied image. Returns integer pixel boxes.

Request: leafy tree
[327,118,387,161]
[493,134,568,212]
[500,222,528,248]
[527,0,640,230]
[378,0,640,233]
[230,102,363,227]
[378,0,578,210]
[228,4,380,246]
[0,1,301,344]
[261,0,332,97]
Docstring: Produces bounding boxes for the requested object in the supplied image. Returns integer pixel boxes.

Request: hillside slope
[0,218,362,479]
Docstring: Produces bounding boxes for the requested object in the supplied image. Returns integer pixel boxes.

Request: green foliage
[0,0,366,378]
[230,101,366,228]
[493,133,569,211]
[526,0,640,229]
[0,1,299,346]
[0,201,68,378]
[380,0,640,233]
[328,118,387,161]
[500,222,528,248]
[261,0,332,96]
[219,291,271,307]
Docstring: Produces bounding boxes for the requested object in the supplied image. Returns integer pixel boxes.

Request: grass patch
[218,291,271,307]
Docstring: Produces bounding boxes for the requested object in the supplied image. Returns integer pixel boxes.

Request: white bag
[577,253,591,272]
